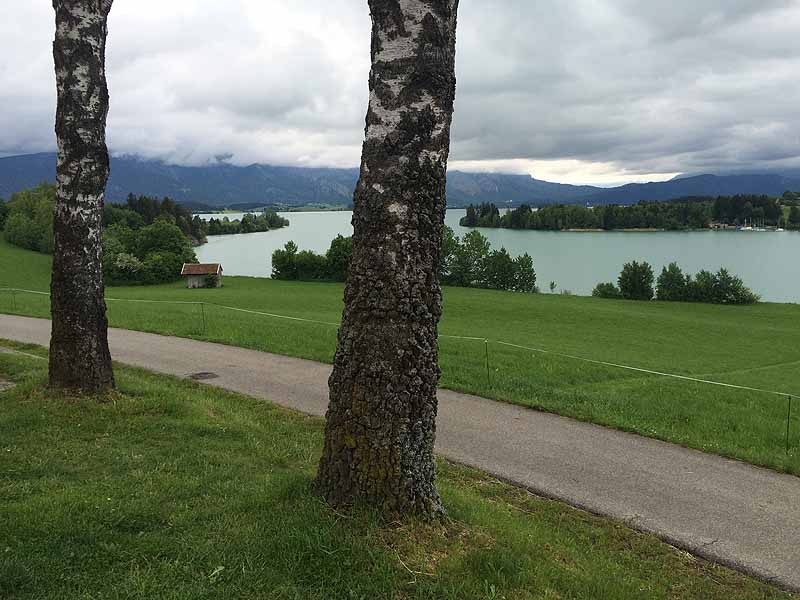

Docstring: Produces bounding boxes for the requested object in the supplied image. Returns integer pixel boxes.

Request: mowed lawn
[1,238,799,474]
[0,344,792,600]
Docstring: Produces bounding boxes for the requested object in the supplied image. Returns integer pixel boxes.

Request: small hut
[181,263,223,289]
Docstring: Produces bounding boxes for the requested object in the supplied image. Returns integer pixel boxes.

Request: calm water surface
[196,210,800,303]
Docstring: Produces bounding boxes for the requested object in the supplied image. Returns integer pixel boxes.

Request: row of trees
[272,228,538,294]
[114,194,208,245]
[711,195,784,225]
[441,229,537,292]
[1,184,208,257]
[461,202,502,227]
[206,210,289,236]
[507,201,711,230]
[593,261,759,304]
[272,235,352,282]
[461,194,800,231]
[102,218,198,285]
[2,184,199,286]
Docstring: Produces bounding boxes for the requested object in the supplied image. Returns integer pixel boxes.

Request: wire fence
[0,286,796,455]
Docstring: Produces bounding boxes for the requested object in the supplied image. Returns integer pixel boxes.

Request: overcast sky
[2,1,799,185]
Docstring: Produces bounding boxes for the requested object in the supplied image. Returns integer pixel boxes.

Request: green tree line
[273,228,538,293]
[118,194,208,244]
[206,211,289,236]
[0,184,199,285]
[102,219,198,285]
[461,194,800,231]
[593,261,759,305]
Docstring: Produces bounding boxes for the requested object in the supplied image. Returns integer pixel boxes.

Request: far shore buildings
[181,263,223,288]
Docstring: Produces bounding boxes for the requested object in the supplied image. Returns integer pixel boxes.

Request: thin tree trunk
[49,0,115,393]
[317,0,459,518]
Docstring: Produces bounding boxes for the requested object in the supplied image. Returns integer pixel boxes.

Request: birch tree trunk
[49,0,115,392]
[317,0,459,518]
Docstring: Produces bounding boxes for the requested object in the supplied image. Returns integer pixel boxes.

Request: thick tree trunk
[49,0,115,393]
[316,0,459,518]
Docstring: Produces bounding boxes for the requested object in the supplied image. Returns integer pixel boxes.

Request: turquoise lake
[196,210,800,303]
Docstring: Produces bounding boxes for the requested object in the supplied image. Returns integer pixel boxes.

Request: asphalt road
[2,314,798,592]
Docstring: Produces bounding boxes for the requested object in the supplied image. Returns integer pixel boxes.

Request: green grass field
[1,238,798,475]
[0,344,791,599]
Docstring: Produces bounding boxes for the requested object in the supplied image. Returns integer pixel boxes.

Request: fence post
[484,339,491,387]
[787,395,794,454]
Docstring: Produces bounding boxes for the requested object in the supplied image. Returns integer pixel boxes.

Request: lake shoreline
[195,209,800,302]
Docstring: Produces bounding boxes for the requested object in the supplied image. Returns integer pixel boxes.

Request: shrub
[482,248,516,291]
[3,213,42,252]
[592,282,622,299]
[447,230,490,287]
[713,268,759,304]
[656,262,689,302]
[511,253,537,293]
[141,251,185,285]
[618,261,655,300]
[3,183,54,253]
[102,220,196,285]
[272,241,299,280]
[687,270,716,304]
[135,220,195,260]
[294,250,329,281]
[106,253,144,284]
[325,235,352,282]
[104,205,145,230]
[274,228,537,294]
[439,226,459,282]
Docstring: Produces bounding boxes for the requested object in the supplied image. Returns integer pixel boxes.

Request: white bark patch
[366,90,403,141]
[419,149,444,164]
[388,202,408,221]
[55,199,99,219]
[372,184,385,194]
[74,65,91,93]
[366,0,438,143]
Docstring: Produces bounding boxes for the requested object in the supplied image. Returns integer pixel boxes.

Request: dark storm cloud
[1,1,799,182]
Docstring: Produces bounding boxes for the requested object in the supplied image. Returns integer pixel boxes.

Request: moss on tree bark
[316,0,459,518]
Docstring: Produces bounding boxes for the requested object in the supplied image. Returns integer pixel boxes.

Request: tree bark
[316,0,459,518]
[49,0,115,393]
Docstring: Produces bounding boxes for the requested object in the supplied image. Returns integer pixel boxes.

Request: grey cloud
[1,1,799,179]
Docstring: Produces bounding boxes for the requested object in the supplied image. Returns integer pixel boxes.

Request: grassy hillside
[1,237,798,474]
[0,344,791,599]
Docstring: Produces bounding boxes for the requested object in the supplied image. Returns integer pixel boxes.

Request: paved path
[1,314,798,592]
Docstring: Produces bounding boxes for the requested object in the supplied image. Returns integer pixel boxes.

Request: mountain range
[1,153,798,209]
